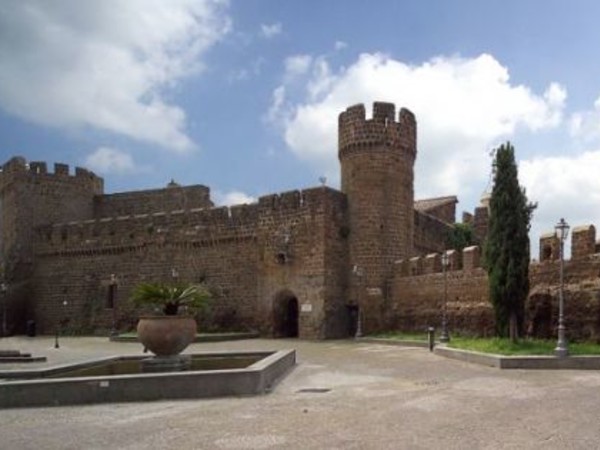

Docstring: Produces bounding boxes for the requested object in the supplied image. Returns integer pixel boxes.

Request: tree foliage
[484,142,536,340]
[446,222,476,252]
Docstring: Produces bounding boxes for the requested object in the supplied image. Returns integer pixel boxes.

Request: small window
[276,252,288,265]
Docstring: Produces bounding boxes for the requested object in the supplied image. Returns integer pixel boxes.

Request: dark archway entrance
[346,305,359,337]
[273,291,299,338]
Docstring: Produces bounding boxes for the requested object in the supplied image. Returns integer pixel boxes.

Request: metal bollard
[427,327,435,352]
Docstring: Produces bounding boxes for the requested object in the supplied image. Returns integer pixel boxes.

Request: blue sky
[1,0,600,255]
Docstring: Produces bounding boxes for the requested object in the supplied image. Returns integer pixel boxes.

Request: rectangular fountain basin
[0,350,295,409]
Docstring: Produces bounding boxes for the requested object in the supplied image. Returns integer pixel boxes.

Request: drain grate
[416,380,439,386]
[297,388,331,394]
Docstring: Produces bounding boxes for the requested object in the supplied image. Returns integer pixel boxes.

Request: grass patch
[448,337,600,356]
[361,331,600,356]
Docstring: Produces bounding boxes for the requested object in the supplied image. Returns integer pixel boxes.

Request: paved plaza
[1,336,600,449]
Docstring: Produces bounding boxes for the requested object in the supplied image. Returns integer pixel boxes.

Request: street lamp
[1,282,7,337]
[555,217,570,358]
[352,265,364,338]
[108,274,118,338]
[54,300,68,349]
[439,252,450,343]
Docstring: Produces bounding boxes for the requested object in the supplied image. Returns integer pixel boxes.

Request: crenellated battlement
[338,102,417,158]
[395,245,483,278]
[539,223,599,262]
[35,203,262,254]
[34,184,348,256]
[258,186,346,212]
[396,223,600,279]
[0,156,104,194]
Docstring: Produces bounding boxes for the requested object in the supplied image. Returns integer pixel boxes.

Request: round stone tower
[338,102,417,331]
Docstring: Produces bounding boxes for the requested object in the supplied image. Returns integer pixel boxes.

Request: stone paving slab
[1,336,600,449]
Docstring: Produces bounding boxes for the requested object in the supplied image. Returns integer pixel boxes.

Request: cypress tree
[484,142,535,341]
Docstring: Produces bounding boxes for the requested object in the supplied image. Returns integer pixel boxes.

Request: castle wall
[413,210,454,256]
[32,205,260,334]
[256,187,349,339]
[9,103,600,342]
[32,187,349,338]
[323,191,352,337]
[33,238,260,334]
[94,185,213,218]
[390,227,600,341]
[527,255,600,341]
[473,206,489,243]
[0,157,103,333]
[421,202,456,224]
[391,248,493,336]
[0,158,102,270]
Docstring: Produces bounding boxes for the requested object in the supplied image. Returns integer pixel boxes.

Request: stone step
[0,351,32,358]
[0,356,47,363]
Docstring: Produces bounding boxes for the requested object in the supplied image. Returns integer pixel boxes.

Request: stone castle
[1,102,600,340]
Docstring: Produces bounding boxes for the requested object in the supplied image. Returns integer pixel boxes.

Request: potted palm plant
[131,283,211,357]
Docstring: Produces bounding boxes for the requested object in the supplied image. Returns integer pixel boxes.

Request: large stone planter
[137,316,197,357]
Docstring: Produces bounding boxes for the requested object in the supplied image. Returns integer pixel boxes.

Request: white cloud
[270,52,566,200]
[570,94,600,143]
[213,190,257,206]
[85,147,138,174]
[228,57,265,83]
[260,22,282,39]
[284,55,313,80]
[334,41,348,51]
[266,86,287,123]
[0,0,231,152]
[520,151,600,252]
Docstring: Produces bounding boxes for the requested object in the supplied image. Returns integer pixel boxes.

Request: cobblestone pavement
[1,336,600,449]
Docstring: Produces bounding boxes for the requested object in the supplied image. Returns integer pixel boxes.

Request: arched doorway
[273,291,299,338]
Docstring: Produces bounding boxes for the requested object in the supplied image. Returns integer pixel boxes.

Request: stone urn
[137,316,197,357]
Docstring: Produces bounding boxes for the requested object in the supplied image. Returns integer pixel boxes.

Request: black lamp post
[439,252,450,343]
[1,282,7,337]
[555,218,570,358]
[109,274,118,338]
[54,300,68,349]
[352,265,364,338]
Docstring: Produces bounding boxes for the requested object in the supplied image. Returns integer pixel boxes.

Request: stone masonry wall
[421,201,456,224]
[413,210,454,256]
[34,206,258,332]
[33,238,259,334]
[338,102,416,333]
[33,204,260,334]
[256,187,348,339]
[94,185,213,218]
[32,186,347,338]
[1,157,102,269]
[0,157,103,333]
[391,228,600,341]
[391,248,493,336]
